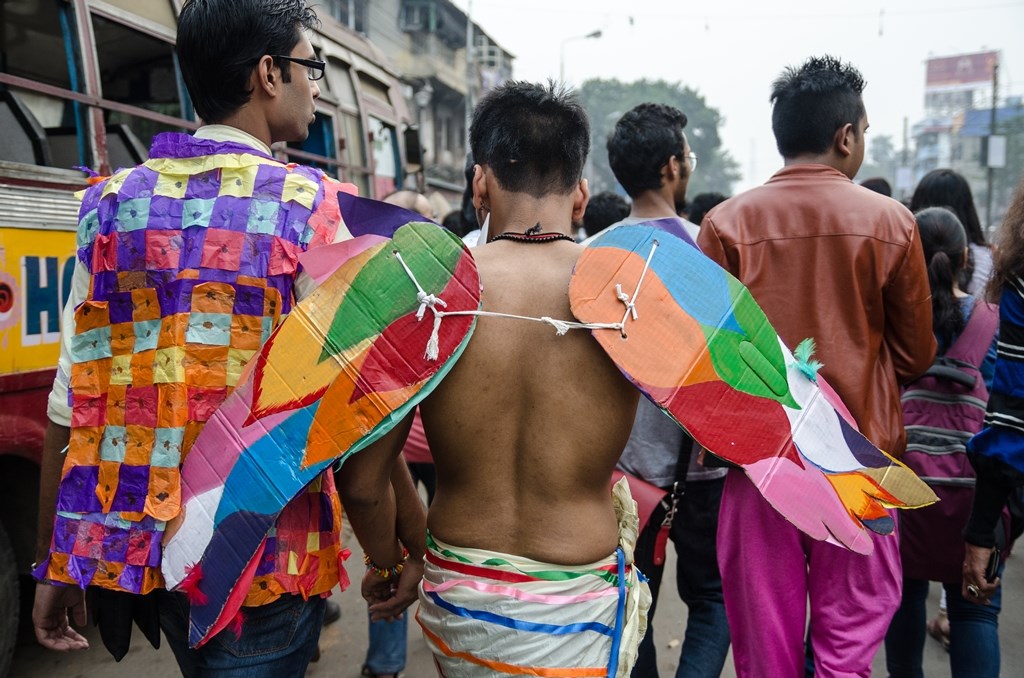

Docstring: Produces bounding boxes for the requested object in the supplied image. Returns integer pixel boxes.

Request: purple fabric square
[253,165,287,200]
[179,227,208,269]
[158,279,192,316]
[116,230,148,271]
[213,196,251,233]
[148,195,185,230]
[198,268,239,285]
[51,515,79,553]
[108,291,136,325]
[67,554,99,589]
[185,169,221,199]
[118,564,144,593]
[284,204,313,244]
[120,167,157,198]
[57,466,103,513]
[238,233,272,278]
[102,523,130,562]
[233,283,266,316]
[255,536,277,576]
[80,184,103,215]
[95,200,120,240]
[148,269,179,289]
[147,537,162,567]
[150,133,270,161]
[78,244,93,271]
[266,275,292,315]
[318,502,334,532]
[91,271,118,302]
[109,465,150,513]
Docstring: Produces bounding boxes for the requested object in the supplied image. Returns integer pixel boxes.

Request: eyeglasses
[271,55,326,81]
[686,151,698,173]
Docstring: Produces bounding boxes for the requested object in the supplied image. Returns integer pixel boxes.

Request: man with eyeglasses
[598,103,732,678]
[30,0,426,674]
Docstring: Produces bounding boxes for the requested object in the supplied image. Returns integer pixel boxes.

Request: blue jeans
[631,477,730,678]
[158,590,325,677]
[885,568,1003,678]
[672,478,730,678]
[365,611,407,674]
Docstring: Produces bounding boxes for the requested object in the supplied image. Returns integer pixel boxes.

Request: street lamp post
[559,29,602,84]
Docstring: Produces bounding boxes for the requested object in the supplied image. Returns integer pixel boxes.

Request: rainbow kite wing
[569,223,937,555]
[161,214,480,648]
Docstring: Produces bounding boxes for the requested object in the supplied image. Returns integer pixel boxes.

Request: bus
[0,1,413,669]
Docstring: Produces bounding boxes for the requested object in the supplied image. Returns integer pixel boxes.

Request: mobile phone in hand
[985,547,1002,583]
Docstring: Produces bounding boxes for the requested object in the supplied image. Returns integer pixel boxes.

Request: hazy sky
[452,0,1024,192]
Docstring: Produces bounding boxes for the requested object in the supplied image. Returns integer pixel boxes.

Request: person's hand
[962,542,999,605]
[367,556,424,622]
[33,582,89,651]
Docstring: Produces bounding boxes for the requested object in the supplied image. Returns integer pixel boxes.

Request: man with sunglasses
[30,0,426,674]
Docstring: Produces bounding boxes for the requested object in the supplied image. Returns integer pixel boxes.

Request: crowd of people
[26,1,1024,677]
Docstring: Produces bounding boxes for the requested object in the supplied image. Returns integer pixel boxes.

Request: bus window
[1,0,74,89]
[288,112,338,179]
[359,73,392,107]
[341,112,369,196]
[91,13,187,159]
[0,89,48,166]
[327,59,370,195]
[0,0,89,168]
[98,0,178,33]
[369,116,399,198]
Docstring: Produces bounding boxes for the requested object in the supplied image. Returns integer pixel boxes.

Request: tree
[854,134,899,188]
[577,78,741,199]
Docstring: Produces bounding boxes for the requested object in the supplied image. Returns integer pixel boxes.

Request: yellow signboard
[0,228,77,376]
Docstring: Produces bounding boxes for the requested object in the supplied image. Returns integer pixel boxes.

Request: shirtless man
[337,81,649,676]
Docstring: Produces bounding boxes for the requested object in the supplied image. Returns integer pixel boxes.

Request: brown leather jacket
[698,164,936,456]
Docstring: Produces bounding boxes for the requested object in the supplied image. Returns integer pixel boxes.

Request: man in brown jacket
[698,55,936,677]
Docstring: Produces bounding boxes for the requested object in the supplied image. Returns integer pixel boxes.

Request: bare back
[420,240,640,564]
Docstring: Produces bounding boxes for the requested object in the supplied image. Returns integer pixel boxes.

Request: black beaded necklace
[488,222,576,244]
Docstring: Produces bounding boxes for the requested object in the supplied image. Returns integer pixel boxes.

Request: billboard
[925,51,999,92]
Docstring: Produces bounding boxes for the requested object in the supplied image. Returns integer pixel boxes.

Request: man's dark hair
[469,81,590,197]
[607,103,688,199]
[177,0,320,123]
[583,191,630,237]
[686,191,728,227]
[860,177,892,197]
[770,55,866,159]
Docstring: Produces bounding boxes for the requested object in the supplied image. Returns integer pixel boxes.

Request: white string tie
[616,240,659,336]
[391,239,661,359]
[393,250,449,360]
[615,284,638,321]
[415,291,447,321]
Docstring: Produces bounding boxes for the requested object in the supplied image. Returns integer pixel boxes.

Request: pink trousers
[717,470,902,678]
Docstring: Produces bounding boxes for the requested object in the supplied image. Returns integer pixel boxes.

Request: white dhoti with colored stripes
[416,479,651,677]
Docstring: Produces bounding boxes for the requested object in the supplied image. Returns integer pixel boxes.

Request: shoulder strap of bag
[946,300,999,367]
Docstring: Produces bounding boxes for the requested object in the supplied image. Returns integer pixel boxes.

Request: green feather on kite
[794,338,824,382]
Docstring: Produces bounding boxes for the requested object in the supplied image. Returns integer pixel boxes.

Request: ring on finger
[967,584,981,597]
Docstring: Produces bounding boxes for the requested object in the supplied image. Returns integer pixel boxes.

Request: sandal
[926,609,950,652]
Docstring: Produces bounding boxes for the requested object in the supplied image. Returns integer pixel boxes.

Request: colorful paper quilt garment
[569,223,938,555]
[39,137,355,600]
[162,207,480,647]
